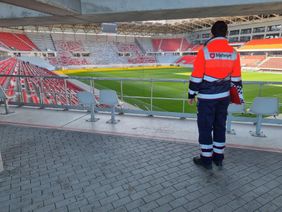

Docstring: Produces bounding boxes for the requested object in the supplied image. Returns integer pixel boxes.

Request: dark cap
[211,21,228,37]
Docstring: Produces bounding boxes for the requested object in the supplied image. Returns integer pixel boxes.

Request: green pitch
[68,67,282,113]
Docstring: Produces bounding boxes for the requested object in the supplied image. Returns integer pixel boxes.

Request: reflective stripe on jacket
[188,37,242,100]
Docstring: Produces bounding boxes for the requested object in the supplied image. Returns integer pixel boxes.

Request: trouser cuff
[213,152,224,161]
[200,155,212,165]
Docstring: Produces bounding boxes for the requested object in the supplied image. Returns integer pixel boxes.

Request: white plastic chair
[227,103,245,135]
[249,97,279,137]
[77,91,99,122]
[0,86,15,115]
[99,89,121,124]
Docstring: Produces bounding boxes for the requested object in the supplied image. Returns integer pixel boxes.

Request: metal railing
[1,74,281,125]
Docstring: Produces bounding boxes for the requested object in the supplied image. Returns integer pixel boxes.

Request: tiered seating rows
[240,38,282,50]
[0,58,83,105]
[240,55,266,67]
[259,57,282,70]
[152,38,192,52]
[20,61,82,105]
[0,58,17,87]
[51,40,90,66]
[0,32,38,51]
[16,34,39,50]
[116,42,156,64]
[27,33,56,51]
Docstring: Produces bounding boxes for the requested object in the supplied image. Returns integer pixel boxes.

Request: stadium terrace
[0,1,282,211]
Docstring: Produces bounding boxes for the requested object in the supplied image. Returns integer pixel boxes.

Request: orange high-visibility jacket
[188,37,243,101]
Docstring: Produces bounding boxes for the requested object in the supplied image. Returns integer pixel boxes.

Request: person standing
[188,21,244,170]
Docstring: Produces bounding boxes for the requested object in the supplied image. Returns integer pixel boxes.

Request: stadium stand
[0,57,84,105]
[19,56,55,70]
[0,32,38,51]
[152,39,162,52]
[27,33,56,51]
[136,37,154,52]
[81,35,127,65]
[259,57,282,70]
[0,41,11,50]
[236,38,282,70]
[152,38,192,52]
[2,29,282,69]
[89,42,127,65]
[51,34,91,66]
[239,38,282,51]
[15,34,39,51]
[116,42,156,64]
[240,55,266,67]
[181,39,193,51]
[176,55,196,64]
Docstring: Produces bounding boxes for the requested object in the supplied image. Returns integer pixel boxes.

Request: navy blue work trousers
[197,97,229,164]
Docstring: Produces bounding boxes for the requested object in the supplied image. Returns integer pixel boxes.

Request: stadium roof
[0,0,282,32]
[6,14,282,36]
[120,14,282,35]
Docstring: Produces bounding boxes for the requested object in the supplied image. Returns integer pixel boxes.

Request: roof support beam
[0,0,81,16]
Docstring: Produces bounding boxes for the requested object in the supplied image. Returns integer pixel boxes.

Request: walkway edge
[1,120,282,154]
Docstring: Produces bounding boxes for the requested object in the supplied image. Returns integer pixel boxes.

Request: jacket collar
[204,37,228,46]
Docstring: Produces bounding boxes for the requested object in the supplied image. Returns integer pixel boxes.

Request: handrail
[0,73,281,125]
[1,74,282,85]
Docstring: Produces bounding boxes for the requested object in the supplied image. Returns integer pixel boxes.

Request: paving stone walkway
[0,124,282,212]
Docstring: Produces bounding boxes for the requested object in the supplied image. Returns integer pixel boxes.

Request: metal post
[250,114,266,137]
[0,151,3,172]
[91,79,95,95]
[258,83,263,97]
[150,80,153,112]
[106,106,119,124]
[63,79,69,109]
[39,77,44,108]
[90,79,93,93]
[86,103,99,122]
[54,92,58,105]
[182,81,186,114]
[111,107,115,123]
[256,115,262,135]
[226,114,236,135]
[92,79,97,111]
[85,79,99,122]
[4,99,9,114]
[120,80,124,102]
[16,76,22,106]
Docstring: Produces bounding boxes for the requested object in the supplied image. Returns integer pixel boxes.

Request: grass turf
[67,67,282,113]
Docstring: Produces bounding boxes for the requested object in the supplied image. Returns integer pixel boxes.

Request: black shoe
[213,159,223,169]
[193,156,212,170]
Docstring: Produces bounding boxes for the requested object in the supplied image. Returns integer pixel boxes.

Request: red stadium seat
[0,32,38,51]
[152,38,192,52]
[0,58,86,106]
[259,57,282,70]
[240,55,266,67]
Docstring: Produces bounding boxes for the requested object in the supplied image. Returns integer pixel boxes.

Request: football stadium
[0,1,282,211]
